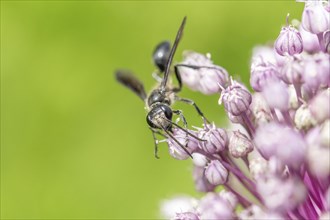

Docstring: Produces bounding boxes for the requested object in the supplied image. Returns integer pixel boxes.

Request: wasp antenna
[164,118,206,142]
[160,16,187,91]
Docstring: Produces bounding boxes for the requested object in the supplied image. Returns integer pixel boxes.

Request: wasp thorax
[146,104,173,130]
[147,89,170,106]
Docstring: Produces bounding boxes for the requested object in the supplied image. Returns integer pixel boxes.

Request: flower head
[160,3,330,219]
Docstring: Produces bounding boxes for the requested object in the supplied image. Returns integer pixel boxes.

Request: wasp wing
[161,16,186,90]
[115,69,147,101]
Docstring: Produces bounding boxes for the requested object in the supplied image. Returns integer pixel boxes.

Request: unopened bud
[228,130,254,158]
[198,123,228,154]
[262,81,289,111]
[294,104,317,130]
[275,16,303,56]
[302,2,329,34]
[219,81,252,116]
[193,166,216,192]
[249,157,268,180]
[309,89,330,123]
[167,128,198,160]
[192,153,208,167]
[205,160,228,185]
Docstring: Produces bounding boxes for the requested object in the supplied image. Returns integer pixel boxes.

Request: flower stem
[224,183,252,208]
[241,112,255,137]
[281,110,294,126]
[304,172,324,211]
[293,83,302,106]
[317,32,326,53]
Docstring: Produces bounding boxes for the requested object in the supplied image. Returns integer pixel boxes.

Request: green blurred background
[1,1,303,219]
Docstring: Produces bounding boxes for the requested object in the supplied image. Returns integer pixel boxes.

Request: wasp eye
[160,104,173,120]
[153,41,171,72]
[146,112,157,128]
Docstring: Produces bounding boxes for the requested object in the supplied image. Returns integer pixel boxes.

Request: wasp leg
[149,127,167,159]
[173,109,188,146]
[173,63,226,93]
[171,65,183,93]
[161,125,193,159]
[175,63,224,71]
[175,96,210,124]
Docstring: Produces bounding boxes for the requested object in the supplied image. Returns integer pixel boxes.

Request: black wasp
[115,17,208,159]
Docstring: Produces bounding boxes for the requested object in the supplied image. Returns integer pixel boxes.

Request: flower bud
[320,212,330,220]
[280,56,304,85]
[219,190,238,210]
[315,52,330,87]
[205,160,228,185]
[302,2,330,34]
[198,66,229,95]
[288,85,299,109]
[228,130,254,158]
[275,25,303,56]
[167,128,198,160]
[303,57,322,91]
[173,212,200,220]
[178,51,229,95]
[193,166,215,192]
[219,81,252,116]
[192,153,208,167]
[249,157,268,180]
[161,196,198,219]
[306,127,330,177]
[267,157,286,177]
[257,176,306,213]
[198,123,228,154]
[251,46,277,64]
[307,143,330,178]
[299,25,321,53]
[250,93,273,125]
[261,81,289,111]
[250,54,280,92]
[309,88,330,123]
[198,193,236,220]
[239,205,284,220]
[254,122,306,169]
[294,104,317,130]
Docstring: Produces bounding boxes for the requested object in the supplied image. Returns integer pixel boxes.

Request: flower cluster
[161,1,330,219]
